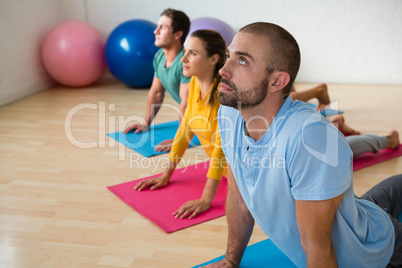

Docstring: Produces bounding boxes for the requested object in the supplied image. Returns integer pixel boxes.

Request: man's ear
[174,30,184,41]
[270,71,290,93]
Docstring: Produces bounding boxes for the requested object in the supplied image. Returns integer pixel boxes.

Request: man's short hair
[239,22,301,97]
[160,8,190,45]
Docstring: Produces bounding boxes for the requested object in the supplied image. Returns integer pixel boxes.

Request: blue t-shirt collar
[242,95,293,146]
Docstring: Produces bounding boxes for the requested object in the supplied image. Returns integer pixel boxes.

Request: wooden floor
[0,80,401,268]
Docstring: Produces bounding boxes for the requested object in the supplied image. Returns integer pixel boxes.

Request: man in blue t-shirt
[123,8,191,151]
[204,22,401,268]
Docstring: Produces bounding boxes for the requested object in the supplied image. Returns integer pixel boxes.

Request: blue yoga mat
[307,103,343,117]
[194,213,402,267]
[193,239,296,268]
[107,120,201,157]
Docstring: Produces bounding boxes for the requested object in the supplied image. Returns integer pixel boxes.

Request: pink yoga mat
[108,162,227,233]
[353,144,402,171]
[108,146,401,233]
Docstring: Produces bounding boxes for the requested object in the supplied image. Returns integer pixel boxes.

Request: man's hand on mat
[201,259,237,268]
[172,199,211,219]
[154,139,173,152]
[122,123,148,134]
[134,176,169,191]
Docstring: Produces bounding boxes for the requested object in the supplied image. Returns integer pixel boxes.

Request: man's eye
[225,55,230,61]
[240,58,247,65]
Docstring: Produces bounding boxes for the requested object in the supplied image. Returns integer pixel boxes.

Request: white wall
[1,0,401,107]
[0,0,60,107]
[60,0,87,22]
[85,0,402,85]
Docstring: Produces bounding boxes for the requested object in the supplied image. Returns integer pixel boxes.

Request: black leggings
[360,174,402,268]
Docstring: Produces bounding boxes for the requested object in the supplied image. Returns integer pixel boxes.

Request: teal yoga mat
[107,120,201,157]
[193,239,296,268]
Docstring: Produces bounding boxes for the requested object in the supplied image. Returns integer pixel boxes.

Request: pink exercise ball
[42,21,106,87]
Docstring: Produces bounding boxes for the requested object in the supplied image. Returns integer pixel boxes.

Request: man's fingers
[123,127,133,134]
[124,125,143,134]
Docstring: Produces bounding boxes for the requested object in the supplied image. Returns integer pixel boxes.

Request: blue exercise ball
[105,19,158,88]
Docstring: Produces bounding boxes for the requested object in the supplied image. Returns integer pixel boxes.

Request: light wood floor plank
[0,80,401,267]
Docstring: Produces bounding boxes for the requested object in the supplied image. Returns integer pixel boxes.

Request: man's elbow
[301,238,332,256]
[150,89,164,103]
[227,195,252,219]
[301,238,337,266]
[155,89,164,98]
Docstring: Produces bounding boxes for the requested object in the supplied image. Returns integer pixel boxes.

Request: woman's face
[181,36,215,78]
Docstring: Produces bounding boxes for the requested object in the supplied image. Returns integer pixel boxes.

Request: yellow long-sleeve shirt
[168,76,226,180]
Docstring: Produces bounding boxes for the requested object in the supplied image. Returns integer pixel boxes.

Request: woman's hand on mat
[134,176,169,191]
[122,123,148,134]
[173,199,211,219]
[154,139,173,152]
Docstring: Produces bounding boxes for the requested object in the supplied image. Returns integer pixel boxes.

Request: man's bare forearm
[145,89,164,126]
[224,167,254,266]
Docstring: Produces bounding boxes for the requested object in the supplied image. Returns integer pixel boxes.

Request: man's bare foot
[386,130,400,149]
[331,115,361,136]
[315,83,330,107]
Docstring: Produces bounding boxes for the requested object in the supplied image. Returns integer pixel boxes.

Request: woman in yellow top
[134,30,227,220]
